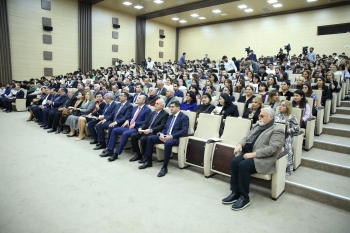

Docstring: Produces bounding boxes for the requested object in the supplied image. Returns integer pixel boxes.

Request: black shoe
[138,161,153,169]
[47,129,55,133]
[66,134,75,137]
[222,192,240,204]
[55,126,62,134]
[40,124,46,128]
[108,154,119,162]
[90,140,98,145]
[94,143,106,150]
[157,167,168,177]
[129,154,142,162]
[38,122,42,125]
[62,130,69,134]
[43,126,50,129]
[100,149,113,157]
[138,156,147,164]
[231,196,250,211]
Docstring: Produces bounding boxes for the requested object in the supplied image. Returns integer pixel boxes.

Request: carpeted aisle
[0,112,349,233]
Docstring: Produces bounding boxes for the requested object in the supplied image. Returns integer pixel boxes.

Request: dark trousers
[47,109,58,128]
[4,99,15,111]
[37,108,45,122]
[108,127,137,153]
[42,108,52,125]
[87,119,100,140]
[144,135,179,165]
[130,132,152,156]
[52,111,63,130]
[95,121,118,144]
[230,155,257,198]
[26,94,37,106]
[32,106,40,120]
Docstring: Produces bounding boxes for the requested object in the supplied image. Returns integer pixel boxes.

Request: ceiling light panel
[244,9,253,12]
[198,17,206,20]
[267,0,278,3]
[134,5,143,9]
[123,1,132,5]
[154,0,164,3]
[172,17,179,21]
[212,10,221,13]
[273,3,283,7]
[191,14,199,17]
[307,0,317,2]
[238,5,247,9]
[179,20,187,23]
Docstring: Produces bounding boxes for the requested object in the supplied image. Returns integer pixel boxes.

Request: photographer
[249,50,257,62]
[222,55,237,74]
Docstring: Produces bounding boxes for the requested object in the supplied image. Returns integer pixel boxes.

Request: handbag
[71,109,82,116]
[62,108,71,115]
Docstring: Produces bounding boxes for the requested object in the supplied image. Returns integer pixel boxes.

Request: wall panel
[8,0,78,80]
[178,5,350,62]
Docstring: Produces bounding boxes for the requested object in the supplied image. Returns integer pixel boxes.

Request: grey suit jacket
[238,124,284,174]
[164,96,176,108]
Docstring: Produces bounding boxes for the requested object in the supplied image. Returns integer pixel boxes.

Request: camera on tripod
[284,44,291,53]
[245,46,251,55]
[302,46,308,55]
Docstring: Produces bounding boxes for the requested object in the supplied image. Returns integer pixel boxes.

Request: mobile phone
[160,133,165,138]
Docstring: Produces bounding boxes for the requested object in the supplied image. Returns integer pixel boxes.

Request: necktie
[148,112,159,129]
[130,107,141,126]
[114,104,123,121]
[133,94,139,103]
[103,104,110,115]
[167,115,176,135]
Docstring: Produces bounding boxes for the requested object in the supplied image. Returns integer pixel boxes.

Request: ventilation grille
[260,8,271,13]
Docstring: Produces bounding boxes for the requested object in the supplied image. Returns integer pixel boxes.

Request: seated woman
[178,79,188,90]
[202,79,216,92]
[290,76,304,90]
[212,93,239,120]
[222,86,235,102]
[258,82,269,102]
[76,92,105,140]
[233,79,246,97]
[242,96,262,124]
[237,84,256,109]
[292,89,311,128]
[66,91,96,137]
[312,77,332,106]
[190,78,200,91]
[279,81,294,101]
[264,90,280,110]
[252,74,261,85]
[220,79,233,92]
[164,77,173,89]
[326,71,341,94]
[267,74,279,91]
[275,100,300,176]
[182,74,191,86]
[302,82,318,116]
[245,70,254,82]
[205,85,217,101]
[190,85,201,99]
[302,70,312,83]
[196,93,215,116]
[180,91,198,111]
[61,91,85,134]
[209,73,219,85]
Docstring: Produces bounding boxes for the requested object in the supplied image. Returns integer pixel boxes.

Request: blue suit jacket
[1,87,11,97]
[128,105,151,128]
[174,90,184,98]
[102,101,117,120]
[15,90,25,99]
[162,111,189,139]
[44,94,59,108]
[52,94,68,109]
[106,102,133,126]
[132,92,148,103]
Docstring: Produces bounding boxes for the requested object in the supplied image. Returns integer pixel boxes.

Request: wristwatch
[150,129,153,133]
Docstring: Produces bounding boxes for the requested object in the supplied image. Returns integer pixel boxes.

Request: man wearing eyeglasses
[222,108,284,211]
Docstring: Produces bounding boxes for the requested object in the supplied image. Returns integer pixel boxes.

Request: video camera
[245,46,251,55]
[302,46,308,55]
[284,44,291,53]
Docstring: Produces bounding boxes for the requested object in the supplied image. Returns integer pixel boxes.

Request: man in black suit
[132,83,148,104]
[88,93,117,143]
[93,92,132,150]
[139,101,189,177]
[156,80,166,96]
[129,98,169,162]
[47,89,77,133]
[43,88,68,129]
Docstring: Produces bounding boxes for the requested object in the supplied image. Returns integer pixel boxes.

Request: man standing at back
[178,52,186,68]
[222,55,237,74]
[138,101,189,177]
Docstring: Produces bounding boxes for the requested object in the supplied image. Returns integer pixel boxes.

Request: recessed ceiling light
[179,20,187,23]
[273,3,282,7]
[123,1,132,5]
[134,5,143,9]
[198,17,206,20]
[212,10,221,13]
[244,9,253,12]
[154,0,163,3]
[307,0,317,2]
[238,5,247,9]
[171,17,179,21]
[220,13,228,16]
[191,14,199,17]
[267,0,278,3]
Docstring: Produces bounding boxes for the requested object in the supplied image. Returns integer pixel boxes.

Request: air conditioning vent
[260,8,271,13]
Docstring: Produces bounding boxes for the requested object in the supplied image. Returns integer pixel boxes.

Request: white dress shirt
[224,60,237,72]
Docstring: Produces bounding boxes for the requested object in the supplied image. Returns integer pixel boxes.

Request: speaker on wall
[160,35,165,39]
[113,24,120,28]
[43,25,53,31]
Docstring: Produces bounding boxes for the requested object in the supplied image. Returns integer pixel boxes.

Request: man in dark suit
[38,88,58,125]
[173,82,184,98]
[93,92,132,150]
[33,88,52,123]
[132,83,148,104]
[139,101,189,177]
[124,78,135,93]
[3,85,25,113]
[100,95,151,162]
[156,80,166,96]
[164,89,176,108]
[88,93,117,143]
[41,88,68,129]
[130,98,169,162]
[47,89,77,133]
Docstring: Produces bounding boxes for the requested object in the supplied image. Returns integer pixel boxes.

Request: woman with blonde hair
[66,91,96,137]
[275,100,300,176]
[242,96,262,124]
